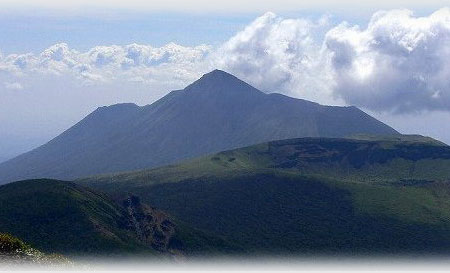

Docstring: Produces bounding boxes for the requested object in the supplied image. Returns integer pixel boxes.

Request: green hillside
[80,136,450,255]
[0,179,239,257]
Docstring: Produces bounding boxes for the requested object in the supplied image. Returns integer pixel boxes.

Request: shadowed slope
[0,179,239,257]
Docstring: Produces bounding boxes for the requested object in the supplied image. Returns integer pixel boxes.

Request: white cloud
[2,8,450,114]
[212,12,336,104]
[325,7,450,113]
[0,42,212,87]
[0,13,336,104]
[4,82,23,90]
[213,8,450,112]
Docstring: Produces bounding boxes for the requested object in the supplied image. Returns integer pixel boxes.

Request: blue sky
[2,5,439,55]
[0,11,255,54]
[0,1,443,55]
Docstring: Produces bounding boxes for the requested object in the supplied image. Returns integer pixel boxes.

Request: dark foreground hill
[0,179,240,257]
[81,136,450,255]
[0,70,398,184]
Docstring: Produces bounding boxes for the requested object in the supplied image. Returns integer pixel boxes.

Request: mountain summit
[185,69,260,94]
[0,70,398,183]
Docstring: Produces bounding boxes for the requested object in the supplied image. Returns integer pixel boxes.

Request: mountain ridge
[0,69,399,184]
[80,136,450,255]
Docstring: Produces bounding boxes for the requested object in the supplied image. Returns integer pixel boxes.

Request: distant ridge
[0,69,398,184]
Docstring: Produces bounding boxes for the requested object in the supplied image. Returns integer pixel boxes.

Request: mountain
[0,156,9,164]
[0,179,239,257]
[80,136,450,255]
[0,69,398,184]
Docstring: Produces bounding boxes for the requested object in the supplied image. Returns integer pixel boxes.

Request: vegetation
[2,136,450,257]
[0,179,153,255]
[80,136,450,255]
[0,179,240,258]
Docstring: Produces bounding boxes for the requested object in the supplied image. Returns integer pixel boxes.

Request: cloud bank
[1,8,450,114]
[0,42,211,90]
[325,8,450,113]
[213,12,334,104]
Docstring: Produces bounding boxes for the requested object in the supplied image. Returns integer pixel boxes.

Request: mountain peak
[184,69,261,97]
[202,69,234,79]
[193,69,244,85]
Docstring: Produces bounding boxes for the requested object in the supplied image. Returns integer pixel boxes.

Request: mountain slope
[0,70,398,184]
[0,179,154,255]
[80,136,450,255]
[0,179,239,257]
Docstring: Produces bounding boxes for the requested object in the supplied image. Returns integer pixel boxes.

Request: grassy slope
[0,179,156,255]
[80,137,450,254]
[83,136,450,189]
[0,179,241,257]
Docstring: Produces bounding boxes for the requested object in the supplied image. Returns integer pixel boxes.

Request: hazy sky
[1,0,450,162]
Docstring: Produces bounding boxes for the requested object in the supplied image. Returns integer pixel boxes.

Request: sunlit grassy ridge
[81,136,450,255]
[84,136,450,187]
